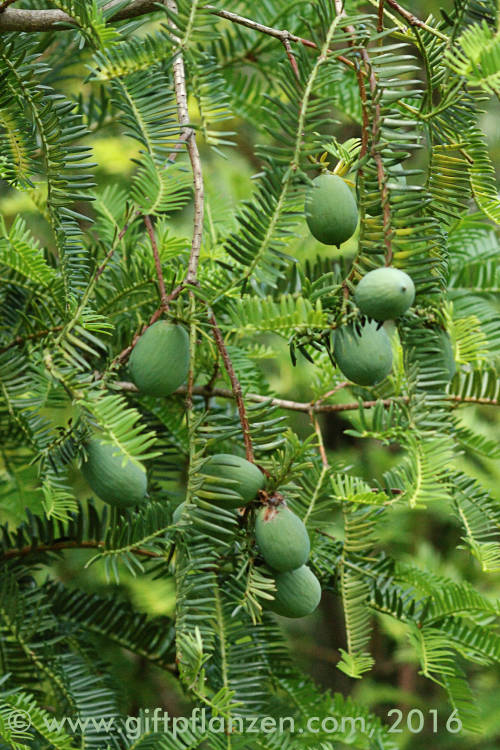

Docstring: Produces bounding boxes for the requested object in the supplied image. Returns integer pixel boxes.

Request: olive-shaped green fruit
[255,504,310,572]
[334,320,393,386]
[367,163,406,216]
[129,321,189,397]
[354,267,415,320]
[82,438,147,508]
[202,454,265,509]
[267,565,322,618]
[305,173,358,247]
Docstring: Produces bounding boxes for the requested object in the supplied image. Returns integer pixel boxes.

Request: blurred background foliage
[1,0,500,748]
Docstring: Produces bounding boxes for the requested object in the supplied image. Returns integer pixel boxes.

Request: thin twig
[335,0,370,299]
[167,127,194,163]
[282,34,300,81]
[335,0,393,265]
[447,394,500,407]
[114,379,500,411]
[166,0,204,286]
[164,282,185,307]
[333,1,369,162]
[112,313,159,367]
[209,312,255,462]
[377,0,385,33]
[0,0,446,46]
[205,4,355,71]
[313,382,349,405]
[311,412,329,467]
[0,1,356,73]
[385,0,438,34]
[365,0,448,41]
[361,49,393,264]
[94,210,139,283]
[0,326,63,353]
[0,0,19,11]
[115,378,409,413]
[185,294,197,414]
[144,215,168,308]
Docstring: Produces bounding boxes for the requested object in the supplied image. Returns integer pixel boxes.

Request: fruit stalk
[281,34,300,82]
[335,0,393,264]
[144,214,168,309]
[209,311,255,463]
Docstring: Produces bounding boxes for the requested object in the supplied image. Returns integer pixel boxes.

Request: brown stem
[334,1,370,299]
[203,359,221,409]
[0,0,19,11]
[0,0,440,52]
[115,378,410,413]
[0,326,63,353]
[0,2,356,73]
[316,528,339,543]
[164,283,185,307]
[111,305,163,367]
[186,294,196,413]
[282,34,300,81]
[335,1,392,264]
[94,246,116,284]
[209,313,254,462]
[144,215,168,308]
[377,0,385,32]
[314,382,349,404]
[113,379,500,411]
[334,2,370,173]
[361,47,393,265]
[311,412,329,467]
[206,4,355,71]
[94,210,139,283]
[167,127,193,164]
[448,394,500,407]
[384,0,431,31]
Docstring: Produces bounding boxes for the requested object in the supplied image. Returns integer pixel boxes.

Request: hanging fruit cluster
[305,166,455,386]
[79,156,457,623]
[81,320,190,509]
[255,498,321,618]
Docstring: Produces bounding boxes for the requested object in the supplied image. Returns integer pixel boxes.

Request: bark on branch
[114,380,500,411]
[0,0,355,72]
[166,0,204,285]
[0,0,155,30]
